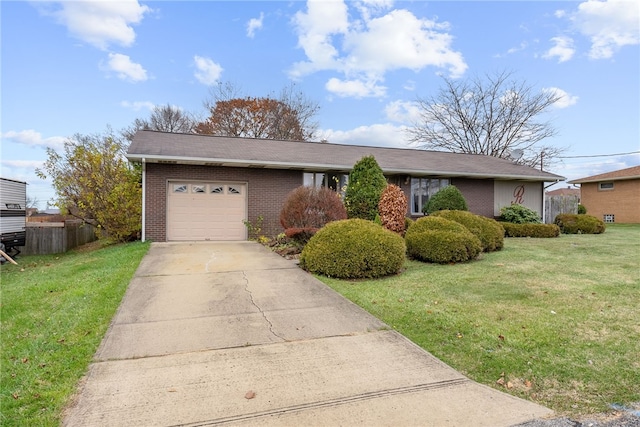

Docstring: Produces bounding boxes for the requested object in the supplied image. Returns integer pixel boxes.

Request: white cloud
[543,36,575,62]
[384,100,421,123]
[247,12,264,38]
[121,100,155,111]
[1,130,65,150]
[567,0,639,59]
[325,77,386,98]
[194,55,223,85]
[104,53,148,82]
[291,0,466,99]
[40,0,150,50]
[543,87,579,108]
[319,123,410,148]
[1,160,45,170]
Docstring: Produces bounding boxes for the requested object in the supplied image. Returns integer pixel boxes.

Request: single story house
[569,165,640,224]
[126,130,564,241]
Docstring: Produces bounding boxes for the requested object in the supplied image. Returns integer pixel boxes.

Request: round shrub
[405,216,481,264]
[578,204,587,214]
[299,219,406,279]
[432,210,504,252]
[554,214,605,234]
[423,185,468,214]
[280,186,347,244]
[378,184,408,235]
[499,204,541,224]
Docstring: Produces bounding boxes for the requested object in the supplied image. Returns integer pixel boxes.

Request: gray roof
[127,130,564,182]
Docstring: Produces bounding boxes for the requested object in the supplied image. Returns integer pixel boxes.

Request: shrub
[499,204,542,224]
[423,185,468,215]
[378,184,408,235]
[501,222,560,238]
[405,216,481,263]
[299,219,406,279]
[578,204,587,214]
[405,217,415,231]
[279,186,347,244]
[554,214,605,234]
[432,210,504,252]
[344,156,387,221]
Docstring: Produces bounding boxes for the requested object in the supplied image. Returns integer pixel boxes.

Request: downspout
[141,158,146,242]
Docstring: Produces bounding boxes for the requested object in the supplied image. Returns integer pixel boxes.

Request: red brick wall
[580,179,640,223]
[144,163,301,241]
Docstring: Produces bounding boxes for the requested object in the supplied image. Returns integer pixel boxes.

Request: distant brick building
[569,165,640,224]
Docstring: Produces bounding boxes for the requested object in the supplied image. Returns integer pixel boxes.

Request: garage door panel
[167,182,247,241]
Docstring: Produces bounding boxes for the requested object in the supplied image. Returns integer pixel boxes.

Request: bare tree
[122,104,197,142]
[197,82,320,141]
[406,71,565,169]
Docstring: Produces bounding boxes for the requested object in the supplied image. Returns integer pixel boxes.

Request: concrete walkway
[63,242,553,426]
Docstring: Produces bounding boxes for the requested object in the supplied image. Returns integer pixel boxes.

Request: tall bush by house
[279,186,347,244]
[378,184,408,235]
[423,185,468,215]
[299,219,406,279]
[499,204,541,224]
[343,155,387,221]
[432,210,504,252]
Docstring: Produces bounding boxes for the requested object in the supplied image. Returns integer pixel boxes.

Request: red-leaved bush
[280,186,347,243]
[378,184,408,235]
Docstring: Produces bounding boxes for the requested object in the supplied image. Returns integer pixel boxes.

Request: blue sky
[2,0,639,209]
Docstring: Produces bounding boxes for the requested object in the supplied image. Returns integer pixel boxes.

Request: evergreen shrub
[578,204,587,214]
[499,204,542,224]
[299,219,406,279]
[554,214,605,234]
[501,222,560,238]
[423,185,468,214]
[279,186,347,244]
[432,210,505,252]
[405,216,481,263]
[344,156,387,221]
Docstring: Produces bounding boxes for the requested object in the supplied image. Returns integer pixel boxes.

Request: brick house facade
[130,131,563,241]
[569,165,640,224]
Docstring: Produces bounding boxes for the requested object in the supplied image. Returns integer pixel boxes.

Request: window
[210,185,224,194]
[173,184,187,193]
[228,186,241,194]
[410,178,450,215]
[192,184,205,193]
[604,214,615,223]
[598,182,614,190]
[303,172,349,196]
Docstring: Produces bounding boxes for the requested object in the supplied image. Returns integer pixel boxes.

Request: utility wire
[558,150,640,159]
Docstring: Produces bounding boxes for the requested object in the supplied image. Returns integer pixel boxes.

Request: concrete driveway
[63,241,553,426]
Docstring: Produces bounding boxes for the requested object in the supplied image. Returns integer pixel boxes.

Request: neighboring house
[545,186,581,199]
[569,165,640,224]
[126,130,564,242]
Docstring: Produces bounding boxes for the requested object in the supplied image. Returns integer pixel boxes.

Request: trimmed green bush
[499,204,542,224]
[432,210,505,252]
[554,214,605,234]
[578,204,587,214]
[423,185,468,214]
[299,219,406,279]
[344,156,387,221]
[501,222,560,238]
[405,216,482,264]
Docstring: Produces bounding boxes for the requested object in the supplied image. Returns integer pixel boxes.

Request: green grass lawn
[319,224,640,418]
[0,241,149,426]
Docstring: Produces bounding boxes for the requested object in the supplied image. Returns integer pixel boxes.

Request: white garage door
[167,181,247,241]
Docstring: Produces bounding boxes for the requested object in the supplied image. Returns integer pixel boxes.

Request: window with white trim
[192,184,206,193]
[604,214,615,223]
[173,184,187,193]
[598,182,614,190]
[411,178,450,215]
[303,172,349,196]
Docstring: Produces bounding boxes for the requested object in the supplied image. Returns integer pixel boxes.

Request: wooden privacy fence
[545,195,579,224]
[23,220,97,255]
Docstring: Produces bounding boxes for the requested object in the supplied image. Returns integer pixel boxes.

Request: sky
[1,0,639,209]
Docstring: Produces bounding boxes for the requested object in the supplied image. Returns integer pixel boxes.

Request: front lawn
[319,224,640,418]
[0,241,150,426]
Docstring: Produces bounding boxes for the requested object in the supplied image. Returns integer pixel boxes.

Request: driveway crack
[242,271,284,341]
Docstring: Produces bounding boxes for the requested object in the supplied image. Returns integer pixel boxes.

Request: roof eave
[569,175,640,184]
[127,153,565,182]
